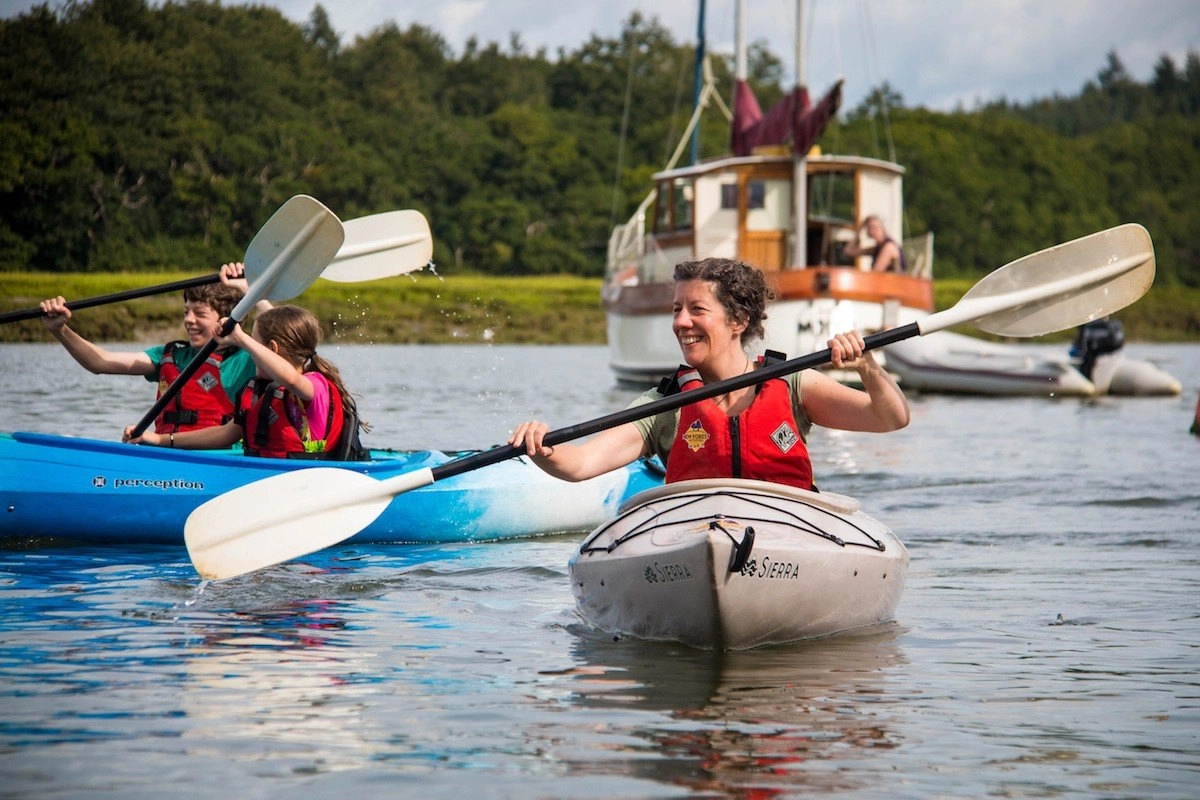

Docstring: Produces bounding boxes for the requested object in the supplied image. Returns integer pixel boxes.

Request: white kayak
[568,478,909,650]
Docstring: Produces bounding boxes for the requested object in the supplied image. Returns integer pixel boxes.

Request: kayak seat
[327,400,370,462]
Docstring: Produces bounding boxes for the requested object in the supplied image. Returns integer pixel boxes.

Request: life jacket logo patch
[681,420,710,452]
[771,421,799,453]
[197,373,219,392]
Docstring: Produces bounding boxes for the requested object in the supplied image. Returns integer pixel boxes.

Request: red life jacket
[154,341,238,434]
[664,367,813,489]
[239,376,345,459]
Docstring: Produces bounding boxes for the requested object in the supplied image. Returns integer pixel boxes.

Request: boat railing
[604,189,655,291]
[902,231,935,278]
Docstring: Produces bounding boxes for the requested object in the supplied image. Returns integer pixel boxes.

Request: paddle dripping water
[1,342,1198,797]
[183,580,211,608]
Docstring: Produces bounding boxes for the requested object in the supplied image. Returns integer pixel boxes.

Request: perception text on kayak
[104,477,206,490]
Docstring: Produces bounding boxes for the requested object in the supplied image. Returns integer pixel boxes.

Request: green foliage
[832,108,1119,276]
[1,0,1198,295]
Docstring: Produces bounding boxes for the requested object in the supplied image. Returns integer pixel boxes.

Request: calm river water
[1,341,1198,799]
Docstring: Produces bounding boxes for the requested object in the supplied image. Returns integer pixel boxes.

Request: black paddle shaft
[0,275,219,324]
[127,316,239,439]
[430,322,922,483]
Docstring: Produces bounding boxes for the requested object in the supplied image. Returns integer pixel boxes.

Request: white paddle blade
[321,209,433,283]
[185,466,432,580]
[242,195,345,302]
[948,224,1154,338]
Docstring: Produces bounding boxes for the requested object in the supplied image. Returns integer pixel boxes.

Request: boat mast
[734,0,746,81]
[791,0,808,268]
[690,0,707,164]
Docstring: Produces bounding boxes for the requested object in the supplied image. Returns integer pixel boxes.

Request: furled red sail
[731,78,843,157]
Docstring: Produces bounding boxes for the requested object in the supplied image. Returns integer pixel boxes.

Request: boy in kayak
[124,304,366,460]
[40,263,266,436]
[508,257,909,487]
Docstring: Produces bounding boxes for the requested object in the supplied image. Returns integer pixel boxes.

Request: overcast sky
[4,0,1198,111]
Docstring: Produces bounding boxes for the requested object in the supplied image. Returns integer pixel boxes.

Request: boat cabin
[617,152,915,285]
[602,149,934,386]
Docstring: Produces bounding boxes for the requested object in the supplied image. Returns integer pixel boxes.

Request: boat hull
[883,331,1182,397]
[568,479,908,650]
[0,431,663,545]
[884,331,1096,396]
[1091,353,1182,396]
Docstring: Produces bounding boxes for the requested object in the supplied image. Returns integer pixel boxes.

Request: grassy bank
[3,271,1199,344]
[0,271,608,345]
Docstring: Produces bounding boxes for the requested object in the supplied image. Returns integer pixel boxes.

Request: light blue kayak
[0,431,663,545]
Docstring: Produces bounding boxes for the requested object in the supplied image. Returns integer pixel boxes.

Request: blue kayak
[0,431,664,545]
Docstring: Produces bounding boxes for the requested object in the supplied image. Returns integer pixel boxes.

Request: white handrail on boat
[902,231,935,278]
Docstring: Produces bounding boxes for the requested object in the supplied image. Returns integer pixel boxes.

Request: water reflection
[560,625,908,795]
[178,574,392,773]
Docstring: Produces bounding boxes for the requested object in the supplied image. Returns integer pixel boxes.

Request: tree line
[2,0,1197,287]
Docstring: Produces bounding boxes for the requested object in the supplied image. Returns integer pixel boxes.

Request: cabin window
[809,171,856,223]
[745,179,790,232]
[720,183,737,210]
[653,183,672,233]
[747,180,766,210]
[673,178,694,230]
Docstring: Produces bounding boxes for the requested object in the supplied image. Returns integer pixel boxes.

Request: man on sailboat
[844,215,908,273]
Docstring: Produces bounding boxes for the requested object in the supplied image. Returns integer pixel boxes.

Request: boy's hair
[184,283,242,318]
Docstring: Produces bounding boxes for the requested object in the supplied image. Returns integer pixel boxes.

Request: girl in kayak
[124,304,366,459]
[508,257,909,488]
[40,263,265,435]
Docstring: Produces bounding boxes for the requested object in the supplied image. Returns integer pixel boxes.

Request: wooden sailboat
[603,0,934,385]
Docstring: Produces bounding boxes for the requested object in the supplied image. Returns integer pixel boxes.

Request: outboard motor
[1070,318,1125,380]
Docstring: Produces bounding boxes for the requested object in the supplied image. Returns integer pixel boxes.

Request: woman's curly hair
[673,257,775,342]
